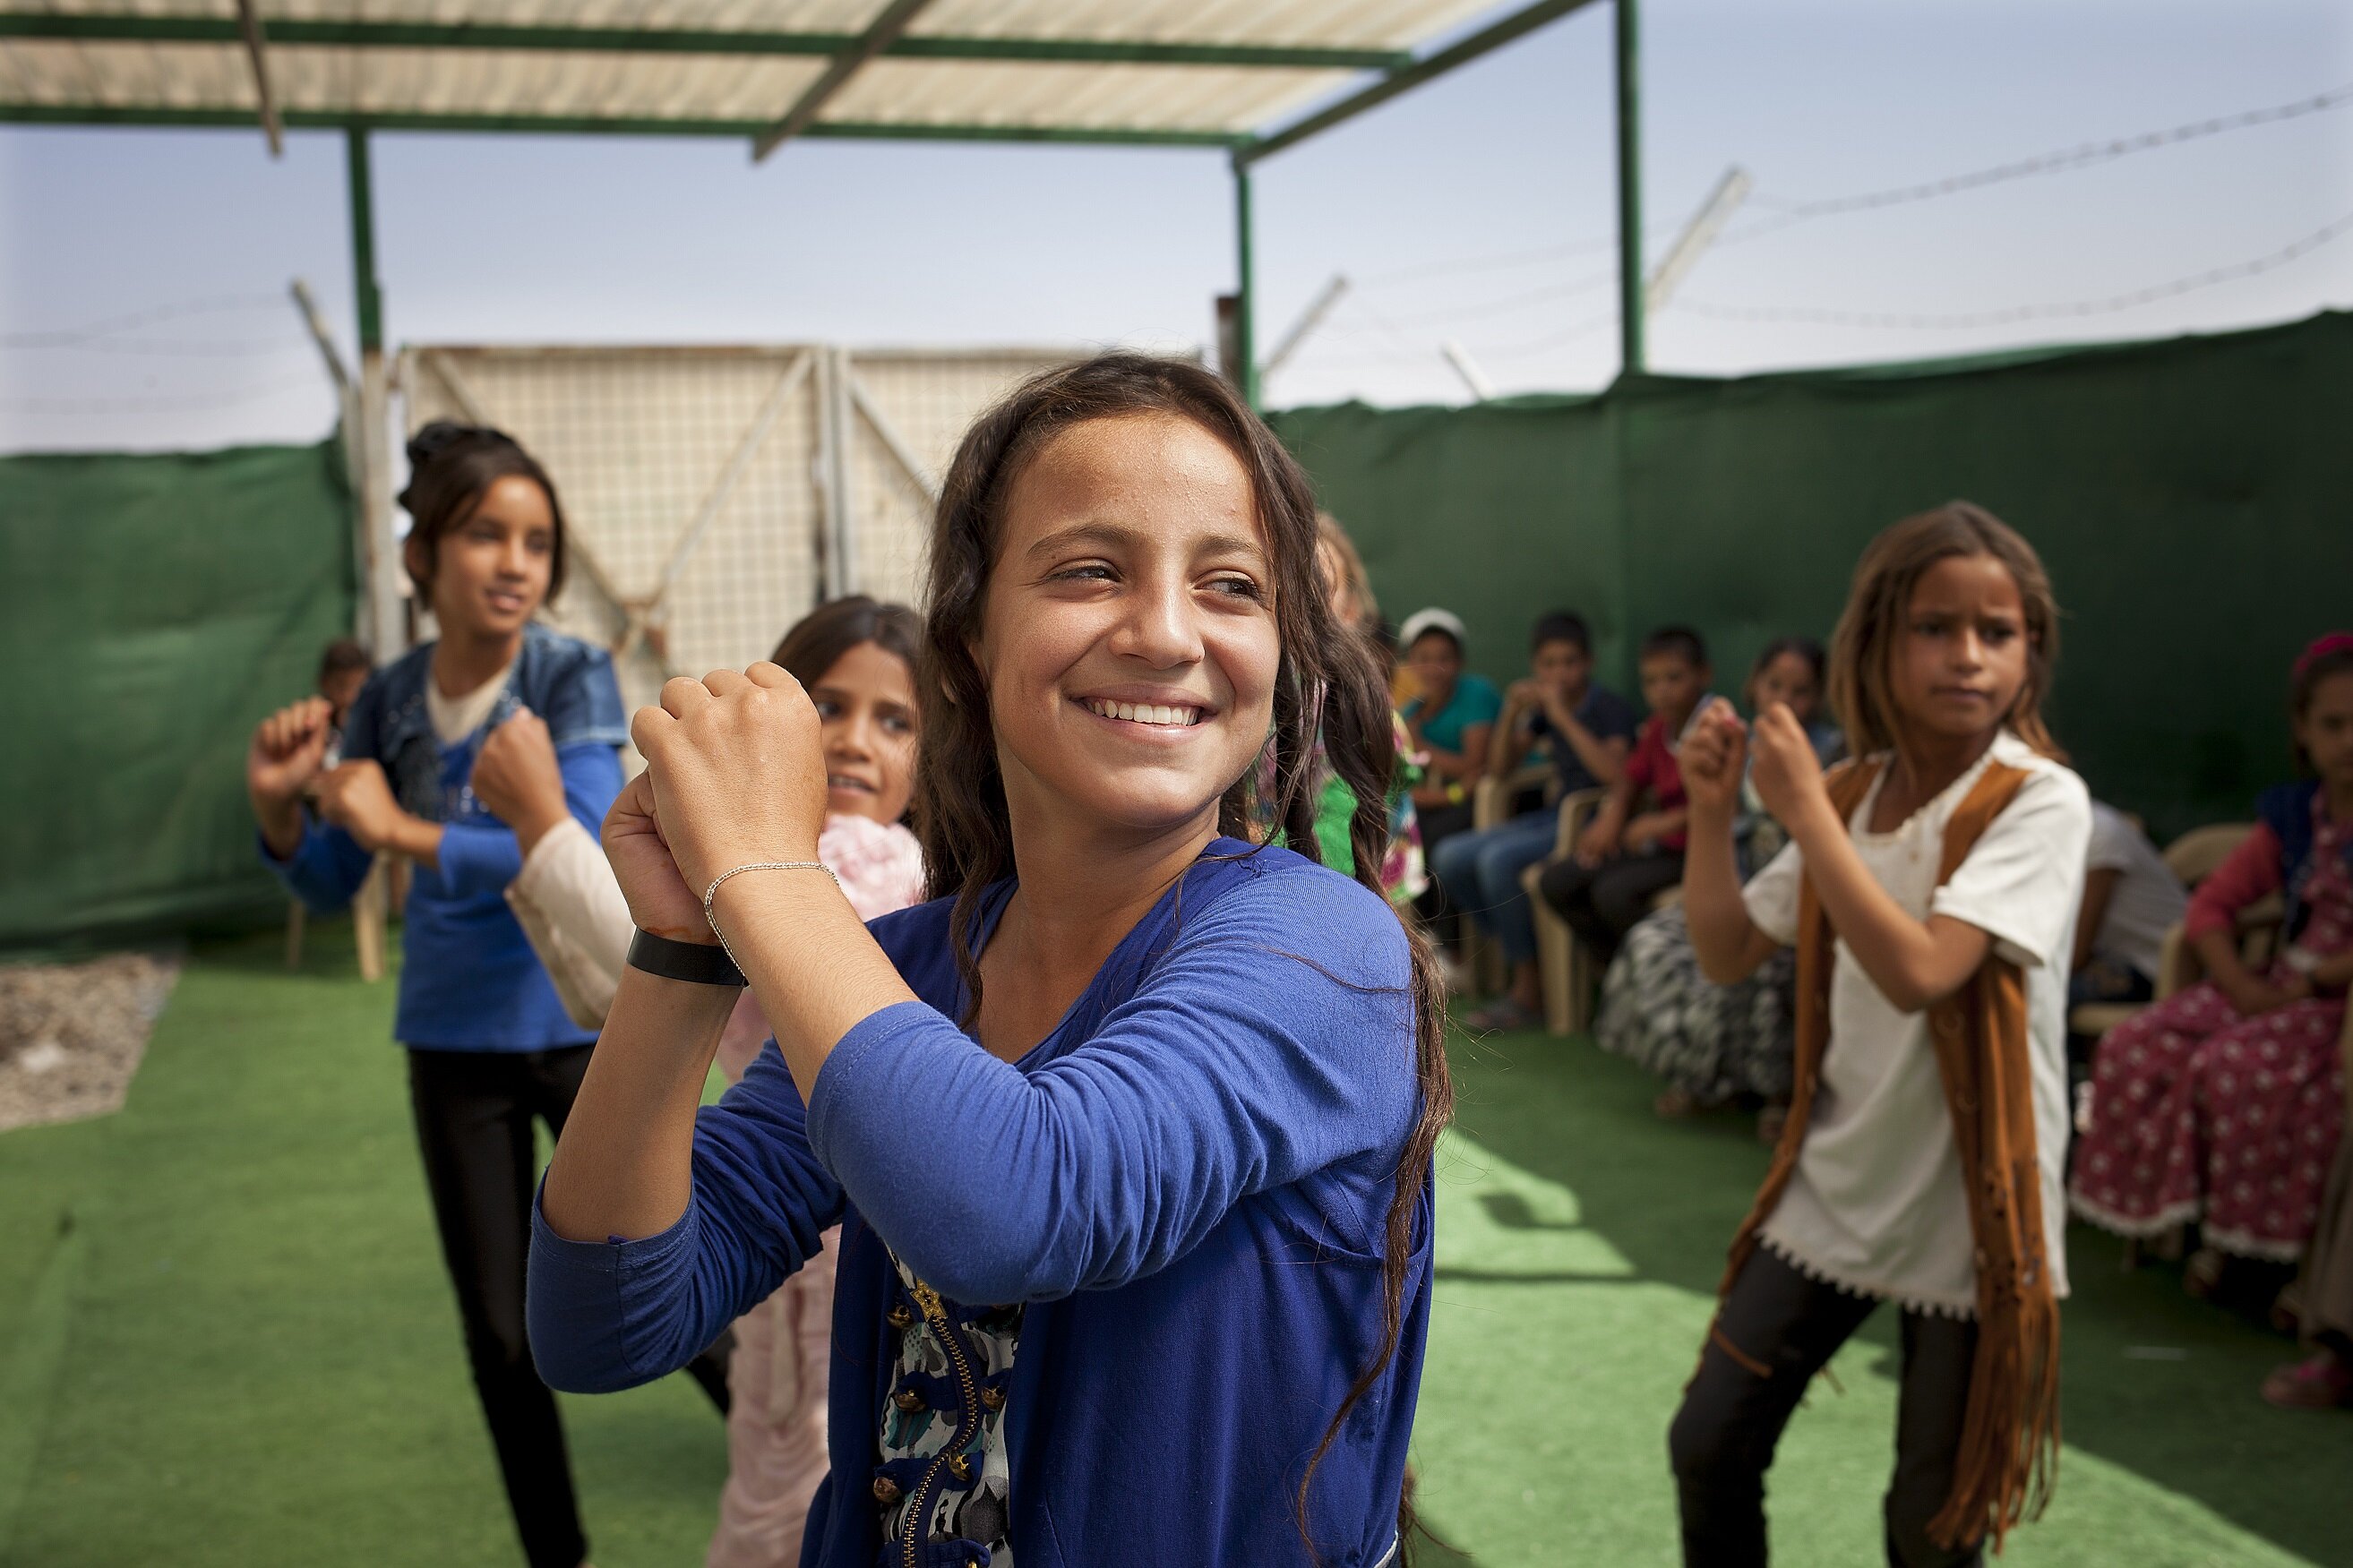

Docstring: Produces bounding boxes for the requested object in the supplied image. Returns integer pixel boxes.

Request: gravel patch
[0,950,181,1133]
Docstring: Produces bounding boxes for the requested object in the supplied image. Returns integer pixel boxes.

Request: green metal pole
[346,128,382,351]
[1613,0,1644,376]
[1232,154,1258,409]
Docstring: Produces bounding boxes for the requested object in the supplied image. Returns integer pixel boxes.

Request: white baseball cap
[1397,607,1468,653]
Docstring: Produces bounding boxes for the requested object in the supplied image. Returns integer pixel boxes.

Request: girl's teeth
[1089,699,1199,727]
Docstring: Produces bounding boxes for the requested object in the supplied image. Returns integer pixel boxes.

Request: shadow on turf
[1447,1025,2353,1568]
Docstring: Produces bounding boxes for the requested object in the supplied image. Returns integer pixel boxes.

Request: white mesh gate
[394,343,1078,713]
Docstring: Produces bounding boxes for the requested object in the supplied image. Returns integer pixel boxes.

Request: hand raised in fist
[1748,702,1828,827]
[472,709,569,851]
[610,664,831,940]
[1679,697,1748,823]
[314,758,405,853]
[247,697,335,810]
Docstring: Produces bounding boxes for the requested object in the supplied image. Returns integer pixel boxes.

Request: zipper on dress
[899,1281,983,1568]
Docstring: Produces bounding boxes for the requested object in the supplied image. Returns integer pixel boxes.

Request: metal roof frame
[4,0,1647,652]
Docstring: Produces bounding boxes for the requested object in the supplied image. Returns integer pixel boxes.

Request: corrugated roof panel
[911,0,1499,50]
[1,39,249,107]
[0,0,1535,135]
[280,47,831,118]
[822,59,1352,133]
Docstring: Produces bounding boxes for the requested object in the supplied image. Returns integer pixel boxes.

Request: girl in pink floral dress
[2072,635,2353,1272]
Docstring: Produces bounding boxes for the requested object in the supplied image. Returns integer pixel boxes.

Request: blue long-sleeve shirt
[528,838,1431,1567]
[264,626,627,1050]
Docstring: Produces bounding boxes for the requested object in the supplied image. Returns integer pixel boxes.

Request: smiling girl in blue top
[528,356,1450,1567]
[246,423,722,1568]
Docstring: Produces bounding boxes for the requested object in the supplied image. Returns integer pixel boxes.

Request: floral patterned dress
[2071,805,2350,1261]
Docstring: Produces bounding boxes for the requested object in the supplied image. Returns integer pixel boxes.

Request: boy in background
[1438,612,1638,1030]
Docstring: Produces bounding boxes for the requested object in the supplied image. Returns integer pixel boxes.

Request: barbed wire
[5,336,317,358]
[0,369,330,416]
[0,292,290,349]
[1374,264,1620,328]
[1327,78,2353,314]
[1674,209,2353,330]
[1735,81,2352,232]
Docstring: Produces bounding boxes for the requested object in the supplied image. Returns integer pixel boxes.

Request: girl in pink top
[2072,634,2353,1289]
[473,595,925,1568]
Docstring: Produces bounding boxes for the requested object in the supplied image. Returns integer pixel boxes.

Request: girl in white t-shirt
[1671,503,2091,1568]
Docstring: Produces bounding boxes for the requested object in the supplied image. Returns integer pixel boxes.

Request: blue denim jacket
[266,623,627,1050]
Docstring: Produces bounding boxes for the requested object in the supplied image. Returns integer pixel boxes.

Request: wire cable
[1335,79,2352,296]
[0,292,289,349]
[0,369,331,416]
[1674,209,2353,330]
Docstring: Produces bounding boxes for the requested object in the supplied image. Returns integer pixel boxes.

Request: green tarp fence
[3,313,2342,947]
[1271,310,2353,841]
[0,439,353,949]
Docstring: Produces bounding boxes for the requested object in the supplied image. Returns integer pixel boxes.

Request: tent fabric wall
[1271,311,2353,840]
[0,440,353,948]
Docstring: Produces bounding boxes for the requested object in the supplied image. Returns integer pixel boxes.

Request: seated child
[1398,607,1501,857]
[1439,611,1638,1030]
[1537,626,1710,971]
[314,637,371,768]
[2072,634,2353,1293]
[2070,801,2186,1011]
[1595,636,1835,1128]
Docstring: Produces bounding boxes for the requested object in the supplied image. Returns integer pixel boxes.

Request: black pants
[1669,1248,1984,1568]
[1536,848,1685,966]
[408,1044,734,1568]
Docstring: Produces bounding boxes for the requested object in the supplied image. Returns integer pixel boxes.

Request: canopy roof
[0,0,1578,157]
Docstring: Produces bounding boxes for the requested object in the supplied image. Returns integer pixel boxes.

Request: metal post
[1232,154,1258,409]
[347,130,382,356]
[1612,0,1644,377]
[346,128,404,659]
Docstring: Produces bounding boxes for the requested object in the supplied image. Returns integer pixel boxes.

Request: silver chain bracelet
[701,861,843,970]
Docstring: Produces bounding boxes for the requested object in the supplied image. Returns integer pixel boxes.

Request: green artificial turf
[3,928,2349,1567]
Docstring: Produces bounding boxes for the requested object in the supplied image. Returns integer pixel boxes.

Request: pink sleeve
[2184,823,2284,940]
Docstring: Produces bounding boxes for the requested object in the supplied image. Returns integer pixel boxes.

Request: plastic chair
[2067,821,2253,1039]
[1520,787,1610,1037]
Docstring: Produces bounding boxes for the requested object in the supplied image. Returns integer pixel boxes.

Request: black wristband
[626,929,746,988]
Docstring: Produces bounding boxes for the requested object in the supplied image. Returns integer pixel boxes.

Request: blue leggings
[1428,810,1561,966]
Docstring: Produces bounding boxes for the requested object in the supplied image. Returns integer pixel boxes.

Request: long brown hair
[1827,501,2064,762]
[914,353,1452,1559]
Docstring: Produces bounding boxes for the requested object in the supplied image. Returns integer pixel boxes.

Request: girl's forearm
[388,812,444,869]
[714,871,921,1102]
[1684,805,1758,981]
[2192,926,2260,997]
[255,794,305,861]
[1784,796,1988,1012]
[540,968,737,1242]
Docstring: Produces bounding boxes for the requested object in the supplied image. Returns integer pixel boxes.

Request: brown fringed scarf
[1709,756,2061,1554]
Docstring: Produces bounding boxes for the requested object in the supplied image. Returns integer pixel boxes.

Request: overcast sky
[3,0,2349,452]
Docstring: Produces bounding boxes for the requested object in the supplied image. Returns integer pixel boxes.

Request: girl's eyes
[881,714,914,735]
[1045,563,1265,601]
[812,698,842,719]
[463,527,551,553]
